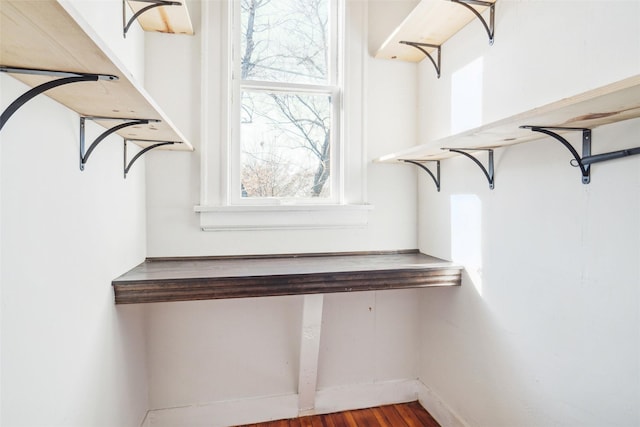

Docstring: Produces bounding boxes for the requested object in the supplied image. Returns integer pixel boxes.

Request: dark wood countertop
[112,250,463,304]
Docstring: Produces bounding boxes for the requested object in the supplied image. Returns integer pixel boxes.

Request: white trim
[313,379,420,416]
[416,380,471,427]
[240,80,338,95]
[297,295,324,412]
[199,0,230,206]
[198,0,368,227]
[140,380,410,427]
[140,379,467,427]
[141,394,299,427]
[195,203,373,231]
[199,0,211,204]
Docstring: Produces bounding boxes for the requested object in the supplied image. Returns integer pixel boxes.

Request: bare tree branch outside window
[239,0,333,199]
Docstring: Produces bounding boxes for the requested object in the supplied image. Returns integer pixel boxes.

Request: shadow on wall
[418,193,529,426]
[71,303,149,425]
[419,273,528,426]
[450,194,483,295]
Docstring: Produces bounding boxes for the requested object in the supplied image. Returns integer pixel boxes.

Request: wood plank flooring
[236,401,440,427]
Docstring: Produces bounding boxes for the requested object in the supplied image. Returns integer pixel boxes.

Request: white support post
[297,294,324,414]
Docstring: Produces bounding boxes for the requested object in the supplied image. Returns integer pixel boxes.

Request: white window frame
[196,0,371,231]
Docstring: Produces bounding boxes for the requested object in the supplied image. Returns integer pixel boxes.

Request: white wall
[146,296,303,409]
[0,1,149,425]
[140,0,425,423]
[146,290,421,407]
[0,76,149,427]
[143,0,418,257]
[143,291,423,426]
[66,0,146,81]
[417,1,640,426]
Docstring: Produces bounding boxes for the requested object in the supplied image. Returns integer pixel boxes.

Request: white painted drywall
[143,290,423,425]
[1,0,427,425]
[66,0,146,82]
[141,1,425,422]
[0,75,149,427]
[145,296,304,410]
[417,1,640,426]
[143,0,418,257]
[0,1,150,424]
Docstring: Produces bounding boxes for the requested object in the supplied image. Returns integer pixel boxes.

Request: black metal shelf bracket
[520,125,640,184]
[80,116,160,171]
[123,0,182,37]
[443,147,495,189]
[520,126,591,184]
[402,159,441,192]
[0,66,118,132]
[399,41,442,78]
[450,0,496,45]
[124,139,177,178]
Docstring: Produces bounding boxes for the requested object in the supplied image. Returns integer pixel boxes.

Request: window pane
[240,0,329,84]
[240,90,332,199]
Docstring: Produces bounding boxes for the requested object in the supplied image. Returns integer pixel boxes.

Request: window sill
[194,204,374,231]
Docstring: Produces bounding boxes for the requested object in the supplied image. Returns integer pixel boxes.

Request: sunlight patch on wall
[451,57,484,134]
[451,194,483,295]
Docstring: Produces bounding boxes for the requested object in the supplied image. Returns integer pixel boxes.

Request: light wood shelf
[0,0,193,151]
[125,0,193,35]
[375,0,496,63]
[376,75,640,163]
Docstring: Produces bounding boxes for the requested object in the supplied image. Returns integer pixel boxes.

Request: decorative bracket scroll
[124,139,177,178]
[520,126,591,184]
[450,0,496,45]
[443,148,494,189]
[402,159,441,192]
[80,116,160,171]
[0,67,118,132]
[521,125,640,184]
[123,0,182,37]
[399,41,441,78]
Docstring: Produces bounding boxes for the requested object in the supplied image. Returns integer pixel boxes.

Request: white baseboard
[142,394,299,427]
[142,379,466,427]
[416,380,470,427]
[311,379,420,416]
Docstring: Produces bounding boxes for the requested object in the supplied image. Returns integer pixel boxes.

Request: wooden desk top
[112,251,462,304]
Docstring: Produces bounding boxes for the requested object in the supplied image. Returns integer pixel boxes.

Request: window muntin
[239,0,331,85]
[232,0,340,204]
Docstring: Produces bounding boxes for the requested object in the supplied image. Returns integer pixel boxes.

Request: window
[232,0,340,203]
[197,0,370,230]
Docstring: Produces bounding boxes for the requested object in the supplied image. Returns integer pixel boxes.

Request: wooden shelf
[0,0,193,151]
[125,0,194,35]
[377,75,640,162]
[112,251,463,304]
[375,0,496,62]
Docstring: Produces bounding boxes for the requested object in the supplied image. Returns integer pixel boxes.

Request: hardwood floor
[236,401,441,427]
